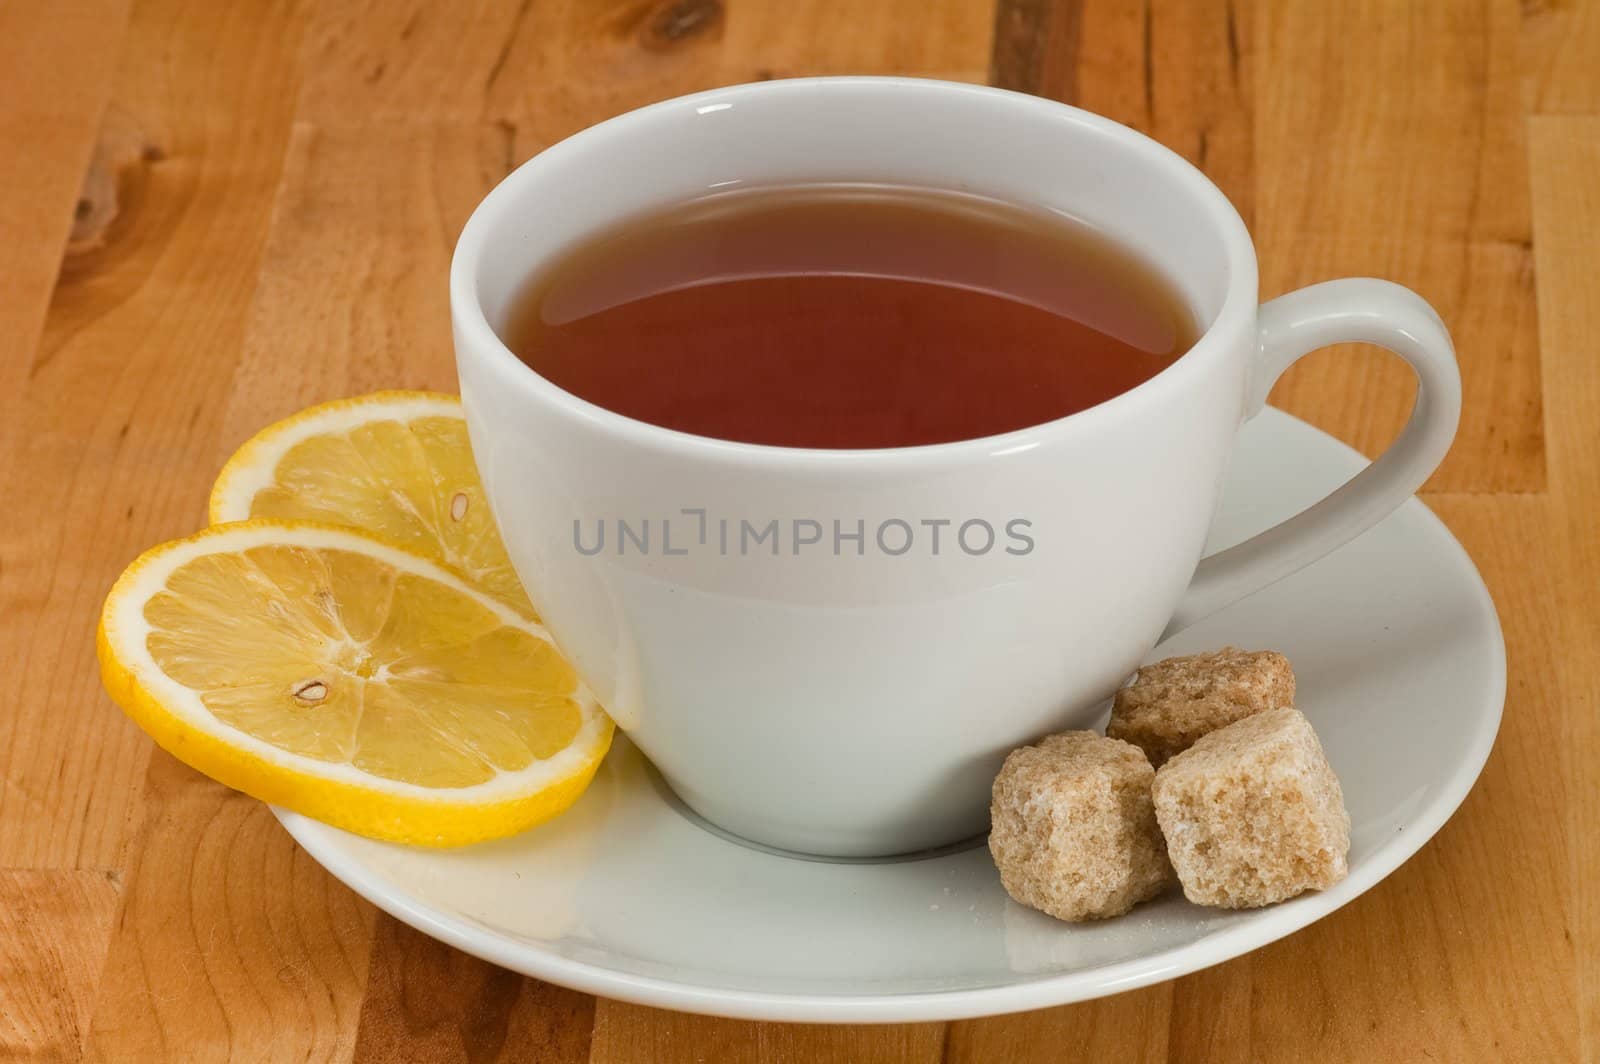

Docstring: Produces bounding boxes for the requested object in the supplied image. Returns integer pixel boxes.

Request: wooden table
[3,1,1595,1059]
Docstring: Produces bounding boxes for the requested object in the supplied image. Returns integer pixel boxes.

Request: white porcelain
[451,77,1462,856]
[276,408,1505,1022]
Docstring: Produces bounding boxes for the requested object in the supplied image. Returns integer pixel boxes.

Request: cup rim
[450,76,1259,467]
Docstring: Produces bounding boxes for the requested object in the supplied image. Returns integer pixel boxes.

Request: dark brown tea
[503,185,1197,449]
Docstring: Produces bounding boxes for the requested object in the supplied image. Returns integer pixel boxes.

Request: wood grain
[990,0,1254,225]
[1258,0,1542,493]
[945,984,1170,1062]
[589,1006,946,1064]
[218,121,508,450]
[352,920,594,1063]
[2,0,1597,1060]
[718,0,992,81]
[298,0,727,128]
[0,0,133,869]
[1161,963,1251,1064]
[85,751,374,1062]
[0,871,122,1062]
[1529,115,1600,1062]
[298,0,990,133]
[0,0,306,873]
[1521,0,1600,114]
[0,0,129,446]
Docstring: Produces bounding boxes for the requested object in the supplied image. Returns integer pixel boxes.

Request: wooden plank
[1162,963,1251,1063]
[0,0,308,873]
[217,121,509,451]
[990,0,1255,225]
[977,5,1240,1054]
[219,118,601,1060]
[0,16,133,1040]
[1521,0,1600,113]
[945,985,1169,1062]
[588,1005,945,1064]
[989,0,1077,101]
[718,0,991,81]
[39,2,383,1059]
[0,871,122,1062]
[85,751,375,1063]
[0,0,130,412]
[1528,114,1600,1061]
[297,0,991,130]
[350,920,593,1063]
[1158,494,1576,1061]
[591,1008,758,1064]
[297,0,722,128]
[1257,0,1541,493]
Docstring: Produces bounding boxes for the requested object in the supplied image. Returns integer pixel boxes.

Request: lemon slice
[209,392,532,617]
[98,520,612,846]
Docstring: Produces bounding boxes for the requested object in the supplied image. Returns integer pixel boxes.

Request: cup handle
[1163,278,1462,638]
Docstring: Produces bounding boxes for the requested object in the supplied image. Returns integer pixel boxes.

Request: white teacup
[451,77,1459,858]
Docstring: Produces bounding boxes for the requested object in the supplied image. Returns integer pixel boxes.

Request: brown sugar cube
[1152,707,1350,909]
[989,731,1172,921]
[1108,648,1295,767]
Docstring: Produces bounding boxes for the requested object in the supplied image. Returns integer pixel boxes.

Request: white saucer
[276,408,1504,1023]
